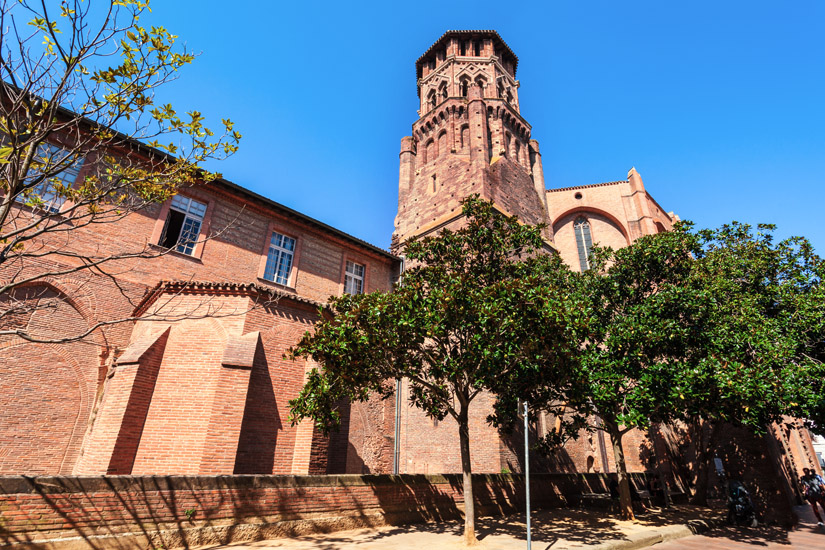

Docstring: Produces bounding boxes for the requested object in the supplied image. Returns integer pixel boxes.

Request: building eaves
[15,85,399,263]
[133,279,325,318]
[213,179,398,261]
[416,30,519,74]
[547,180,627,193]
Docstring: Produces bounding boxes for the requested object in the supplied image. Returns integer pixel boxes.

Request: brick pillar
[291,420,315,474]
[528,138,553,241]
[627,167,658,236]
[291,359,318,474]
[468,85,489,166]
[198,332,259,475]
[74,327,170,474]
[490,109,505,157]
[398,137,416,204]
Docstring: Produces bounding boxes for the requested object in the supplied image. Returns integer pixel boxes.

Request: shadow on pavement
[219,505,724,549]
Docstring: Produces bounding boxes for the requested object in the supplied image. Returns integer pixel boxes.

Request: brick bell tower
[392,30,552,252]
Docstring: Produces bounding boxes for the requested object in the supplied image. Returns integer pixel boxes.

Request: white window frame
[573,216,593,272]
[344,260,365,295]
[263,231,296,285]
[17,143,83,213]
[161,195,207,256]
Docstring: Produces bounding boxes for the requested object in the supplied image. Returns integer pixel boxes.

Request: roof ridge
[547,181,628,193]
[132,279,324,318]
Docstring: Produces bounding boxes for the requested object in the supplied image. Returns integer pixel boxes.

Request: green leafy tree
[549,221,824,515]
[676,223,825,504]
[288,197,580,545]
[550,225,704,520]
[0,0,240,342]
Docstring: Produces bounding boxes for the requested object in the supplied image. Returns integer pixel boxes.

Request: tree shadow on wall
[233,344,281,474]
[710,426,796,528]
[498,418,578,474]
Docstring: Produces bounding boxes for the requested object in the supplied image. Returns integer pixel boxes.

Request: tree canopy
[289,196,581,545]
[0,0,240,342]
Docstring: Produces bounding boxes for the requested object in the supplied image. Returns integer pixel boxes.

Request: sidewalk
[203,505,724,550]
[655,505,823,548]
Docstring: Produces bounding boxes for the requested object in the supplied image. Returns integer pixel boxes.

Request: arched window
[460,125,470,153]
[504,132,511,158]
[440,83,448,100]
[425,139,436,163]
[460,79,469,98]
[437,131,448,157]
[475,77,486,97]
[428,90,437,110]
[514,140,521,164]
[574,217,593,272]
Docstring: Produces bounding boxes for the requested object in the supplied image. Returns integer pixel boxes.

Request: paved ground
[203,504,825,550]
[204,505,725,549]
[655,505,823,549]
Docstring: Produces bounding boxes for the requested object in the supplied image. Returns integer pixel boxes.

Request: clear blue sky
[142,0,825,252]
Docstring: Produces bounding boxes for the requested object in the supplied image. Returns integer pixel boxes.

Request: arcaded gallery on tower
[0,31,818,511]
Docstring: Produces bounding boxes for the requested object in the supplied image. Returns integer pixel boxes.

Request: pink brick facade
[0,175,399,477]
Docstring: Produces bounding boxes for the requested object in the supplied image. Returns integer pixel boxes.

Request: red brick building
[0,175,399,476]
[0,30,819,517]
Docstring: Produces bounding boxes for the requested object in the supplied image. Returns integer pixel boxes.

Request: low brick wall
[0,473,646,550]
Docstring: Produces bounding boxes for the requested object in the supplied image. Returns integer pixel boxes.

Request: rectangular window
[159,195,207,255]
[344,261,365,295]
[18,143,83,213]
[263,231,296,285]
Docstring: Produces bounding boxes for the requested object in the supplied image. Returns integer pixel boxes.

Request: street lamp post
[524,400,531,550]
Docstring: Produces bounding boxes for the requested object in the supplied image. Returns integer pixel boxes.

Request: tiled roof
[133,280,324,317]
[416,30,519,74]
[215,179,398,261]
[45,91,398,263]
[547,181,627,193]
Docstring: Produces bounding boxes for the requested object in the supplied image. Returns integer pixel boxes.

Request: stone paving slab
[200,506,724,550]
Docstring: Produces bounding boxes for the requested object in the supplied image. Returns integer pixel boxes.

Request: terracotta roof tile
[133,280,325,318]
[547,181,627,193]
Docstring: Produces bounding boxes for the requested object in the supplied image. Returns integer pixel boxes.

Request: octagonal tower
[392,30,552,252]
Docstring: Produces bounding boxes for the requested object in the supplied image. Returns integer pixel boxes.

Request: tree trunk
[690,419,722,506]
[607,422,635,521]
[458,411,478,545]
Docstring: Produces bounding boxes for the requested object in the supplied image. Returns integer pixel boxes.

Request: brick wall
[0,177,399,476]
[0,473,647,550]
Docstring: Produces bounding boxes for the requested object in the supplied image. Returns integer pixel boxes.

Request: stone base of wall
[0,473,644,550]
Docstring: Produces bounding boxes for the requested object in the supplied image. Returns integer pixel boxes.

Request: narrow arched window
[460,79,469,98]
[460,125,470,152]
[437,131,448,157]
[425,139,436,163]
[475,77,486,97]
[574,217,593,271]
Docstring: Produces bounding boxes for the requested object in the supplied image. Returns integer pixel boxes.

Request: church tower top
[416,30,519,81]
[392,31,552,252]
